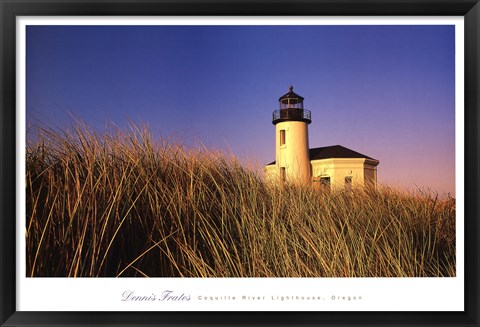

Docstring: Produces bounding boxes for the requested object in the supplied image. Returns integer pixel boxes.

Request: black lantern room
[272,85,312,125]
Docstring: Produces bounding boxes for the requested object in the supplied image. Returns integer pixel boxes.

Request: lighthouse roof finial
[279,85,304,101]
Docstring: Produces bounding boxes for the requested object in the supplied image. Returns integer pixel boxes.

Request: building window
[345,176,352,190]
[280,167,286,182]
[320,177,330,190]
[280,130,286,146]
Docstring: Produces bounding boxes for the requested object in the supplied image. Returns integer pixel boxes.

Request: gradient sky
[26,25,456,195]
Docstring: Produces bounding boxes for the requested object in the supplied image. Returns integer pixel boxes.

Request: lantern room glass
[280,97,304,109]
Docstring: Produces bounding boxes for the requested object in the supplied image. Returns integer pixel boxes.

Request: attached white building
[265,86,379,190]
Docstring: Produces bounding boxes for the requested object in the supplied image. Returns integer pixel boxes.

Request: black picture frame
[1,0,479,326]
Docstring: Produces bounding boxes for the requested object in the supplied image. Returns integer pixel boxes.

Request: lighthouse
[271,85,312,184]
[265,86,379,189]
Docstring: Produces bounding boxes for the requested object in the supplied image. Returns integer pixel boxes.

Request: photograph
[25,23,456,278]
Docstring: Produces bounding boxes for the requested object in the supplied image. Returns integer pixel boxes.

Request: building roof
[310,145,376,161]
[266,145,378,165]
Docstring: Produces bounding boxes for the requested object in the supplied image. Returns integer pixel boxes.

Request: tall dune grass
[26,122,455,277]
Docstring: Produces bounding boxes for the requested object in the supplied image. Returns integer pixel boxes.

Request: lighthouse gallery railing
[272,108,311,124]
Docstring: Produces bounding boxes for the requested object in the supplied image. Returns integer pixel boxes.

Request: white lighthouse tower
[271,85,312,184]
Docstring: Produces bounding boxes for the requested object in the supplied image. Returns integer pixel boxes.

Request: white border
[16,16,464,312]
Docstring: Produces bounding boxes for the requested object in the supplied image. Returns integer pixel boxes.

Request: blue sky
[26,24,456,195]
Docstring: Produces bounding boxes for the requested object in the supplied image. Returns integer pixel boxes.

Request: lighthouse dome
[279,85,304,103]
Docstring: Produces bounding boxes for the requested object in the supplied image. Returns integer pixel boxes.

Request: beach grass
[26,122,456,277]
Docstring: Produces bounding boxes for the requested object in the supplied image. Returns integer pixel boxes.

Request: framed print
[1,0,479,326]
